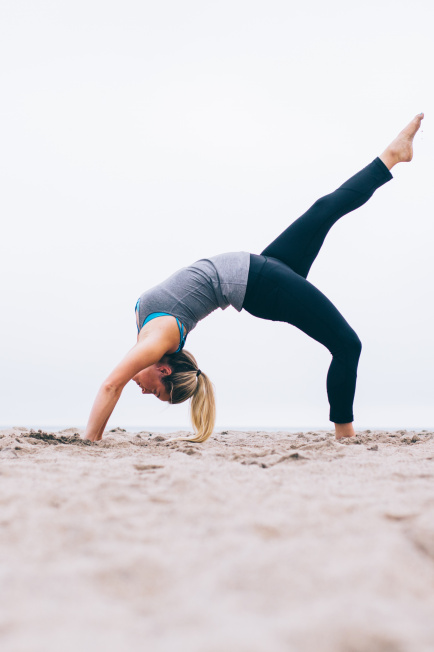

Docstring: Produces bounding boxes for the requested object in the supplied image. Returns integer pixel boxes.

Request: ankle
[335,422,355,439]
[379,149,397,171]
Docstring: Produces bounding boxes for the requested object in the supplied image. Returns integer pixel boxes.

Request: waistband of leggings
[242,253,269,310]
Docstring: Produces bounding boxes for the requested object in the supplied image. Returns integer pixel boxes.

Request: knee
[333,330,362,363]
[344,330,362,361]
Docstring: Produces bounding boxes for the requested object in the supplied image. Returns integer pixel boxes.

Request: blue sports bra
[135,300,186,354]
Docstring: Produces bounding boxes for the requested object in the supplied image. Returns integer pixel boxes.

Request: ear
[156,364,172,376]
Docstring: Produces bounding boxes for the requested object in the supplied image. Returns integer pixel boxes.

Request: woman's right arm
[83,333,172,442]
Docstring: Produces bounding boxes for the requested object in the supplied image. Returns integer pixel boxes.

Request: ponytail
[160,350,216,443]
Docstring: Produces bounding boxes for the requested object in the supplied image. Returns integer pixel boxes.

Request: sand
[1,426,434,652]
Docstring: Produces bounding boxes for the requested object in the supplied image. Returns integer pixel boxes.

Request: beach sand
[1,426,434,652]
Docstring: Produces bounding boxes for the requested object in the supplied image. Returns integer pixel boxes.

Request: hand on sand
[82,432,102,442]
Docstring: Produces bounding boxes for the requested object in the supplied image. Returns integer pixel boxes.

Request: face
[132,364,172,402]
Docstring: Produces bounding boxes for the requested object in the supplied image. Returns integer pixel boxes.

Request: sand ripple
[1,426,434,651]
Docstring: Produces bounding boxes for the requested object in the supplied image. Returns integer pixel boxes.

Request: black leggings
[242,157,393,423]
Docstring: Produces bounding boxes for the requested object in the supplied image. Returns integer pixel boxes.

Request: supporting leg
[243,258,362,437]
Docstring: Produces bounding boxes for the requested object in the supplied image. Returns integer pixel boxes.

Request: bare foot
[335,422,355,440]
[380,113,424,170]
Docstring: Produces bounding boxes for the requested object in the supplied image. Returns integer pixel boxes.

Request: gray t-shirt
[136,252,251,340]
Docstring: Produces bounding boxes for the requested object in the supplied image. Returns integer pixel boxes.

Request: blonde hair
[160,350,216,443]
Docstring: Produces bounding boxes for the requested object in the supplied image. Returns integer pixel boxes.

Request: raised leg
[246,114,424,438]
[261,113,424,279]
[261,158,392,279]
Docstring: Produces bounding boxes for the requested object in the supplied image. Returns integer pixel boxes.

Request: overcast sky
[1,0,433,430]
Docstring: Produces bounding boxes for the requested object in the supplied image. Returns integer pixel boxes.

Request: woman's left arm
[83,334,172,442]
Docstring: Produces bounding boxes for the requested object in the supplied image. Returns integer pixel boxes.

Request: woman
[84,114,424,443]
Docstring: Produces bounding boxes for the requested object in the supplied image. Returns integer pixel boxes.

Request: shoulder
[138,315,183,354]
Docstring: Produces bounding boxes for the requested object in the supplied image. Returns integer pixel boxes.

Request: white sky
[1,0,433,430]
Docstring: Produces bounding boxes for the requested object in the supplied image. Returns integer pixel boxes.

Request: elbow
[101,380,124,394]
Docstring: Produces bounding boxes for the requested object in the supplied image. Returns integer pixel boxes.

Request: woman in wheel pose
[84,114,424,443]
